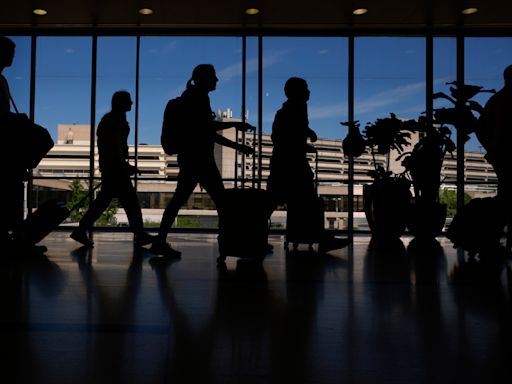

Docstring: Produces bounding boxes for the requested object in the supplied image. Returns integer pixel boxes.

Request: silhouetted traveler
[477,64,512,251]
[267,77,350,253]
[151,64,254,258]
[1,36,44,254]
[70,91,154,248]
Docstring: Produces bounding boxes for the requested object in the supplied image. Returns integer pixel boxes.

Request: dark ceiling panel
[0,0,511,31]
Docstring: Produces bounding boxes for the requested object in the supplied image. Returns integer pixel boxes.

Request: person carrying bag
[8,94,54,170]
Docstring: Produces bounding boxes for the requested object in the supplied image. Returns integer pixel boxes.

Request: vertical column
[27,35,37,215]
[256,34,263,189]
[456,34,465,213]
[134,35,141,189]
[89,35,97,199]
[347,35,355,237]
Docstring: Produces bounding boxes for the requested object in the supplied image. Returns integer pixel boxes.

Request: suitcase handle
[68,182,102,213]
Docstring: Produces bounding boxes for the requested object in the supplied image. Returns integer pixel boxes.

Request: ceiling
[1,1,512,33]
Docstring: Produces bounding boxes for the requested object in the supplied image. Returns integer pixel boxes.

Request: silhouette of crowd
[2,34,510,261]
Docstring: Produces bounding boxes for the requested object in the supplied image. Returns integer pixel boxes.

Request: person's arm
[214,133,254,155]
[213,120,255,132]
[0,75,11,124]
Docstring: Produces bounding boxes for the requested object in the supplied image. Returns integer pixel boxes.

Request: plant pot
[363,178,412,241]
[407,202,447,239]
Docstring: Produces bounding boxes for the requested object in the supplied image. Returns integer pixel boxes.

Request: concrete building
[31,113,497,228]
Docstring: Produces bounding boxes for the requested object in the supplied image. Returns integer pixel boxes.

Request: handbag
[9,95,54,169]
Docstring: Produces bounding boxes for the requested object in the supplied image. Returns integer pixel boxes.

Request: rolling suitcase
[284,152,324,250]
[217,187,270,263]
[285,196,325,251]
[23,183,101,245]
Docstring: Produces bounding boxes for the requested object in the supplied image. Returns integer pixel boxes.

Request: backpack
[161,96,185,155]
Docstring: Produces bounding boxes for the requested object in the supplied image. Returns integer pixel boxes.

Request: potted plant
[398,117,455,238]
[398,82,495,239]
[342,113,418,241]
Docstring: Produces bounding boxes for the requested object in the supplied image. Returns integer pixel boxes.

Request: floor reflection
[1,232,511,383]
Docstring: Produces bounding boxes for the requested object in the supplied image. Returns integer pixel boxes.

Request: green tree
[439,188,472,217]
[67,179,118,225]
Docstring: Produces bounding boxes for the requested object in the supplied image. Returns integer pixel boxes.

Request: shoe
[319,236,351,254]
[266,243,274,254]
[19,243,47,256]
[70,228,94,247]
[149,241,181,258]
[149,255,180,269]
[134,232,156,247]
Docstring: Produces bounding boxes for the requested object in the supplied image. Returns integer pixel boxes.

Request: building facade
[31,113,498,229]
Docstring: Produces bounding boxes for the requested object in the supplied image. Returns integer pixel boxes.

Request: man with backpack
[151,64,254,258]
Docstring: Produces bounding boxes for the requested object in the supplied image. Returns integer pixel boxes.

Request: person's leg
[266,171,284,222]
[150,162,198,257]
[157,178,197,241]
[79,190,113,229]
[116,177,143,233]
[115,177,154,246]
[71,182,113,246]
[198,160,225,214]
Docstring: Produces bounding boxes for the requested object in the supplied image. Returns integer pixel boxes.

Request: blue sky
[5,36,512,151]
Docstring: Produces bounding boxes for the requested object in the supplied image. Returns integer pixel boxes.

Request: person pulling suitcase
[266,77,351,253]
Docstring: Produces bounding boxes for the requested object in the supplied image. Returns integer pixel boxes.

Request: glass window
[355,37,426,128]
[138,36,243,227]
[139,36,243,147]
[96,36,137,181]
[96,37,137,141]
[263,37,348,229]
[434,37,458,216]
[464,38,512,201]
[31,37,92,214]
[35,37,92,144]
[355,37,426,231]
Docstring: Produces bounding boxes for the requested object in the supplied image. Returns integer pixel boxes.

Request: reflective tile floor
[1,232,511,384]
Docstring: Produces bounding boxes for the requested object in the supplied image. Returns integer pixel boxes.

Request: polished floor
[1,231,511,384]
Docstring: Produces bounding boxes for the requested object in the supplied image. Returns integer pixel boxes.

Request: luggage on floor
[23,183,101,245]
[217,187,269,262]
[285,195,325,250]
[446,197,506,256]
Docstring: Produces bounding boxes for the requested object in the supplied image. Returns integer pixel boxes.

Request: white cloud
[216,49,292,82]
[309,103,347,120]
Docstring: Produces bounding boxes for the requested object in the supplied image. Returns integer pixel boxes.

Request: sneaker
[149,241,181,258]
[134,232,156,247]
[319,236,351,254]
[70,228,94,247]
